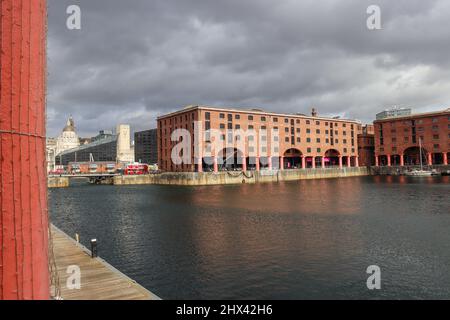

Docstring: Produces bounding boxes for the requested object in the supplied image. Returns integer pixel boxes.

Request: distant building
[56,124,134,166]
[46,115,81,172]
[116,125,135,163]
[134,129,158,164]
[46,137,57,172]
[374,108,449,166]
[357,124,375,166]
[376,107,412,120]
[55,116,80,155]
[79,137,92,145]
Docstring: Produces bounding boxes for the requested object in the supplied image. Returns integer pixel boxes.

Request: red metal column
[1,0,49,300]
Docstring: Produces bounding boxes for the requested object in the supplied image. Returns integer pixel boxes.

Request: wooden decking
[50,225,160,300]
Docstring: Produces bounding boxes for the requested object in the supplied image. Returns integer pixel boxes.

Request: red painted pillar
[0,0,49,300]
[400,154,404,166]
[279,156,284,170]
[255,157,260,171]
[321,157,325,169]
[348,156,352,168]
[427,153,433,166]
[387,155,391,167]
[339,156,343,169]
[241,157,247,172]
[443,153,448,166]
[301,156,306,169]
[267,156,272,170]
[312,157,316,169]
[375,155,379,167]
[355,156,359,168]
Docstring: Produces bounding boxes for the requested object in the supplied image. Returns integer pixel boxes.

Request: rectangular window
[248,115,253,121]
[220,113,225,119]
[205,112,210,120]
[235,114,240,120]
[261,116,266,122]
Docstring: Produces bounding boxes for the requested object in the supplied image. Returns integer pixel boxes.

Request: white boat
[405,169,433,177]
[404,137,434,177]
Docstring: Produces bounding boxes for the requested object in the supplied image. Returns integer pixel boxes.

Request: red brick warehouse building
[357,124,375,167]
[157,106,364,172]
[374,108,450,166]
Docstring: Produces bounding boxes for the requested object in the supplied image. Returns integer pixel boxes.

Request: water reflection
[50,176,450,299]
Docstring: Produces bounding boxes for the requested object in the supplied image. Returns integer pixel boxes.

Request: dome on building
[63,116,75,132]
[55,115,80,156]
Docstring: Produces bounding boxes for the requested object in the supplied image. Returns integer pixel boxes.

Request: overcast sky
[47,0,450,137]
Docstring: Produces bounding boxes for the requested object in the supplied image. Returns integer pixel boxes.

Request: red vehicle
[124,164,149,175]
[49,168,66,175]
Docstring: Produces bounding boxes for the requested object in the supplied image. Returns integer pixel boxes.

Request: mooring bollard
[75,233,80,243]
[91,239,98,258]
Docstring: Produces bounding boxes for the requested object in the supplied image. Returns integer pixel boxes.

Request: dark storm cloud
[47,0,450,137]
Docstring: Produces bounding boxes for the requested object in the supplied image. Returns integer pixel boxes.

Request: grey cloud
[47,0,450,137]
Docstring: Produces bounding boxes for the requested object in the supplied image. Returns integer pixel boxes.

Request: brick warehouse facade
[373,108,450,166]
[157,106,364,172]
[357,124,375,167]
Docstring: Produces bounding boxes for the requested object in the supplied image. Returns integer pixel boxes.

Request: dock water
[50,224,160,300]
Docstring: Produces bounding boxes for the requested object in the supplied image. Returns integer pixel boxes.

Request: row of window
[206,112,355,128]
[390,117,450,126]
[214,123,353,135]
[380,144,444,153]
[388,125,447,133]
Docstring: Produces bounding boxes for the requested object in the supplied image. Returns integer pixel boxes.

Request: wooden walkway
[50,225,160,300]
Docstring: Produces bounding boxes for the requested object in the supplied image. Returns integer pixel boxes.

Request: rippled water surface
[49,176,450,299]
